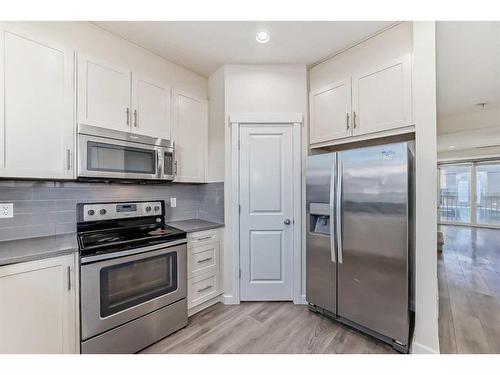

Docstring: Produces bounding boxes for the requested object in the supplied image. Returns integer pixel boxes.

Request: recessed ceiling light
[449,146,456,149]
[256,30,270,44]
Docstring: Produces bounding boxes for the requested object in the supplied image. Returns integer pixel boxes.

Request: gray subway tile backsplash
[0,181,224,242]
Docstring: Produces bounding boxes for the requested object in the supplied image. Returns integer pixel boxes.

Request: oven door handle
[80,238,187,264]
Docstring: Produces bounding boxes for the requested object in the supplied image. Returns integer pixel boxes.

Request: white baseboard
[222,294,240,305]
[188,295,222,317]
[294,294,307,305]
[411,340,440,354]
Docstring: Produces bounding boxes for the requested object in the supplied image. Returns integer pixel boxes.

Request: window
[439,164,472,224]
[438,160,500,227]
[476,162,500,226]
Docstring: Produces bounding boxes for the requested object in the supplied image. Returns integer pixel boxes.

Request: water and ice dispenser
[309,203,330,235]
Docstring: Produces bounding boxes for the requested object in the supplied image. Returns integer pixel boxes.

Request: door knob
[284,219,291,225]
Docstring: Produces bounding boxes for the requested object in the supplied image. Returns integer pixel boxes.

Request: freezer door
[338,142,409,345]
[306,153,337,314]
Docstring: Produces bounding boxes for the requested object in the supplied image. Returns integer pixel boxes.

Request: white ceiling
[437,21,500,121]
[93,21,394,77]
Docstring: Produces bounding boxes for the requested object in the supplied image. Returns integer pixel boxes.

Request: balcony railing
[439,192,500,224]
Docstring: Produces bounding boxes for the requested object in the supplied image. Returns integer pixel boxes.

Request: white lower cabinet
[187,229,223,313]
[0,254,78,354]
[188,273,219,308]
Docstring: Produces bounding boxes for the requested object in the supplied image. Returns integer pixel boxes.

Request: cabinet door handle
[353,111,357,129]
[126,107,130,126]
[67,266,71,291]
[195,235,213,241]
[134,109,138,127]
[197,285,213,293]
[197,257,213,263]
[346,113,350,130]
[66,149,72,170]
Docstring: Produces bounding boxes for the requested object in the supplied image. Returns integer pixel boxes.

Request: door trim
[228,113,303,304]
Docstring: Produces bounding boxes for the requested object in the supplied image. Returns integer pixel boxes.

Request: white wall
[207,66,225,182]
[438,146,500,161]
[438,107,500,135]
[412,21,440,354]
[221,64,308,303]
[225,64,308,114]
[3,21,208,99]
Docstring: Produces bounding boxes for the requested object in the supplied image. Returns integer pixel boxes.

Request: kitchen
[0,14,438,361]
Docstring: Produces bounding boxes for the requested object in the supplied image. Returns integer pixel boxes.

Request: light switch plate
[170,198,177,208]
[0,203,14,218]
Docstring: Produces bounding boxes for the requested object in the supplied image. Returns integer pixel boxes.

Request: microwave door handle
[157,150,163,179]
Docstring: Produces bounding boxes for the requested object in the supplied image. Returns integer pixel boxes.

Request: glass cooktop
[78,224,186,256]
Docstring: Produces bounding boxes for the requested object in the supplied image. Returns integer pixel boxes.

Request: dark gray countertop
[167,219,224,233]
[0,234,78,266]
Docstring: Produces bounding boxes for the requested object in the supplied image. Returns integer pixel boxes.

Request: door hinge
[239,204,241,214]
[238,140,240,150]
[239,269,241,279]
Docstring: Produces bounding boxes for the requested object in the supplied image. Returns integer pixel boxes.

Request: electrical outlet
[170,197,177,208]
[0,203,14,218]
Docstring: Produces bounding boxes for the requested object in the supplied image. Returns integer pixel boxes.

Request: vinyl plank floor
[141,301,398,354]
[438,225,500,354]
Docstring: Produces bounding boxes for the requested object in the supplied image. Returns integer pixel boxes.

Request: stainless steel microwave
[77,124,175,181]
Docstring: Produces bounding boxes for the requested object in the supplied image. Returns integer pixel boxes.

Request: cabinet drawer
[188,229,219,247]
[188,272,219,309]
[188,242,219,279]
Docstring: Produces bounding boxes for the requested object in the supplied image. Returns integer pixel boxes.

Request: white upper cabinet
[0,27,74,179]
[78,54,131,132]
[0,254,78,354]
[78,55,172,139]
[172,90,208,183]
[131,73,171,139]
[310,78,352,145]
[309,53,413,147]
[352,54,412,136]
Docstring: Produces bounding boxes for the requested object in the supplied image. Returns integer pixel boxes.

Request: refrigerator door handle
[329,154,337,263]
[336,155,344,264]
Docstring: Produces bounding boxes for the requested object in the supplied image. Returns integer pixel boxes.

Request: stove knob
[154,206,160,212]
[100,209,107,215]
[87,209,95,216]
[145,206,152,213]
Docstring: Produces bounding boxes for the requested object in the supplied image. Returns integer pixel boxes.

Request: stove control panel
[82,201,163,222]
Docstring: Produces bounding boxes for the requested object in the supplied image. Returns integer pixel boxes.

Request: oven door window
[87,141,156,175]
[100,253,177,317]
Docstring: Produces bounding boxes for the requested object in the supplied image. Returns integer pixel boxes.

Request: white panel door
[352,54,412,136]
[239,125,294,300]
[309,78,352,144]
[131,73,171,139]
[0,27,74,179]
[172,90,207,183]
[0,254,77,354]
[78,54,131,132]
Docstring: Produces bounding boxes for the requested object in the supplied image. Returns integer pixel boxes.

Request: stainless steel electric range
[77,200,188,354]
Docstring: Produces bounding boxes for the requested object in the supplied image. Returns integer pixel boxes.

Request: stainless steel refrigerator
[306,140,414,353]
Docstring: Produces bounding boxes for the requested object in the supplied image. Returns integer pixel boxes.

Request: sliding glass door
[438,160,500,227]
[438,163,472,224]
[476,162,500,226]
